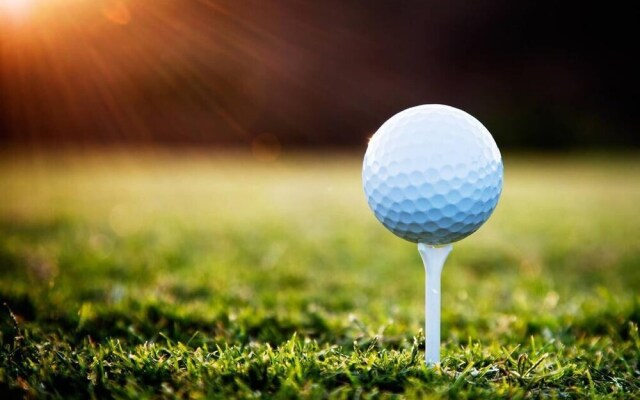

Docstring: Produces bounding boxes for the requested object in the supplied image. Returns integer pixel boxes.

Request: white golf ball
[362,104,503,245]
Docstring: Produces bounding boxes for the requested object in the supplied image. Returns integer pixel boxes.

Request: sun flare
[1,0,33,19]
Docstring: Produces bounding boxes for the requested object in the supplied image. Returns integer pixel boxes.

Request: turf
[0,151,639,398]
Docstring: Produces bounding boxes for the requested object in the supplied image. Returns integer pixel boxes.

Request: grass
[0,150,639,398]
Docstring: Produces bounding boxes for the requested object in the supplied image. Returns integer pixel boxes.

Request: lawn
[0,150,639,398]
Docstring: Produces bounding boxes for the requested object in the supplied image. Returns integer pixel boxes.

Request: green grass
[0,151,639,398]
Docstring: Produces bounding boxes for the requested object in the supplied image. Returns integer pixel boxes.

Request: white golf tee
[418,243,452,365]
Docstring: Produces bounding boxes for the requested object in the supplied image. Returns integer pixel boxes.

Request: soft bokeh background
[1,1,639,397]
[1,0,639,149]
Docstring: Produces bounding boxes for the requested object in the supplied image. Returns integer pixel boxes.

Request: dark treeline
[1,0,638,149]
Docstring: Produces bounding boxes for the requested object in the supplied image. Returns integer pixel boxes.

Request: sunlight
[102,1,131,25]
[1,0,33,19]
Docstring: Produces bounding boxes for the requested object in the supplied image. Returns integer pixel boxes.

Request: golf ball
[362,104,503,245]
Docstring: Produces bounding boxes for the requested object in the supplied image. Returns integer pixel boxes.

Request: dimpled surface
[362,104,503,245]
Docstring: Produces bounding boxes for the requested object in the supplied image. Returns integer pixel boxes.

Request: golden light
[1,0,271,147]
[102,1,131,25]
[1,0,33,20]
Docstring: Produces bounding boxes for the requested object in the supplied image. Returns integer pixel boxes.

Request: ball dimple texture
[362,104,503,245]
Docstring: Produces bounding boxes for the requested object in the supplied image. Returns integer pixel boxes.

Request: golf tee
[418,243,453,365]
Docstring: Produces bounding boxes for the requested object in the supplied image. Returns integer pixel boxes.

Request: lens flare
[1,0,33,19]
[102,1,131,25]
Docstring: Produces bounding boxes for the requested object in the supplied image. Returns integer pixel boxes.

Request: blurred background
[1,0,638,151]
